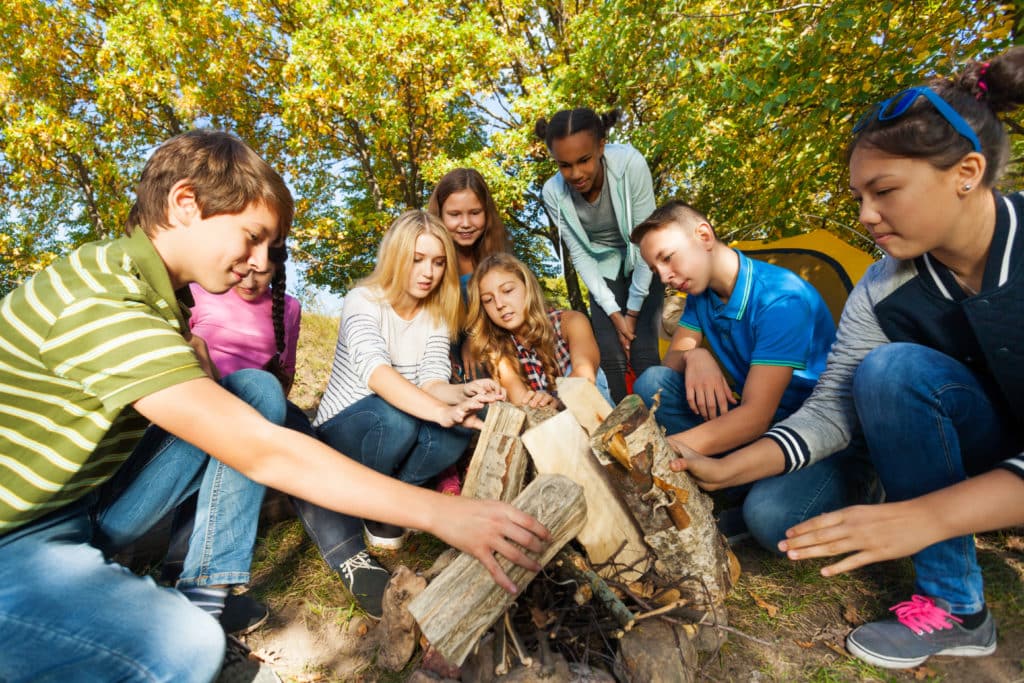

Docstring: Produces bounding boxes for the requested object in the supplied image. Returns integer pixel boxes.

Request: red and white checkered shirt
[511,310,572,393]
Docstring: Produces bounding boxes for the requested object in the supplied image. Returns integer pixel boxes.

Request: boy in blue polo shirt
[631,200,876,551]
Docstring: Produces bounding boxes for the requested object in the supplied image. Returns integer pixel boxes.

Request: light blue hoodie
[541,143,657,317]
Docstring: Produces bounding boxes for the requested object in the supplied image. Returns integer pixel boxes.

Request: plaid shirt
[511,310,572,393]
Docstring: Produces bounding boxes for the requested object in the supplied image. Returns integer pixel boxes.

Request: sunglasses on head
[852,86,982,153]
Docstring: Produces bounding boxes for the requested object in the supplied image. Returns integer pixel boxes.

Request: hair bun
[534,118,549,141]
[601,108,622,131]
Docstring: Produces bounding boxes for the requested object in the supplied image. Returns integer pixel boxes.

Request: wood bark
[408,474,587,666]
[522,410,649,582]
[462,402,528,502]
[590,395,736,607]
[377,565,427,671]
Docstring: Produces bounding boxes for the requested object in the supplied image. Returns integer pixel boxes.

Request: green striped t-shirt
[0,228,207,534]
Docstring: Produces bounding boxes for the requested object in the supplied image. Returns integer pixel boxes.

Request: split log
[522,410,649,582]
[590,394,735,607]
[555,376,613,436]
[408,474,587,665]
[613,619,696,683]
[463,402,528,502]
[520,403,559,429]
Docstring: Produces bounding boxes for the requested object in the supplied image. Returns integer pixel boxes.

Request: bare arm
[672,364,792,456]
[669,435,788,491]
[134,378,549,591]
[661,325,700,373]
[779,468,1024,576]
[560,310,600,382]
[495,356,558,409]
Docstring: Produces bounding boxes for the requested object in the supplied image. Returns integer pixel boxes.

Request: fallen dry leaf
[750,592,779,617]
[843,603,864,625]
[912,665,938,679]
[795,639,815,648]
[355,622,369,637]
[822,641,851,658]
[1005,536,1024,553]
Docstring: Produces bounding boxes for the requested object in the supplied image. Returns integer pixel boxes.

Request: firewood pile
[382,378,741,682]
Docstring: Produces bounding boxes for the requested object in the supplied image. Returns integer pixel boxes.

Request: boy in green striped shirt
[0,130,547,681]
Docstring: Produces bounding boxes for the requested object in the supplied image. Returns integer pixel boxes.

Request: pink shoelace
[891,595,963,635]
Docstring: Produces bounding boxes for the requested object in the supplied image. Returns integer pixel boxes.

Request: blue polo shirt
[678,249,836,418]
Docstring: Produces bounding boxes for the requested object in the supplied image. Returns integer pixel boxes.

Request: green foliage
[0,0,1018,298]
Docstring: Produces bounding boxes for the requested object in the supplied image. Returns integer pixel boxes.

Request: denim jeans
[310,395,472,565]
[634,365,878,554]
[0,368,285,681]
[590,273,664,403]
[853,343,1021,614]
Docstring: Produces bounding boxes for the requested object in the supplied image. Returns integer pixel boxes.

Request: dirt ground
[237,521,1024,683]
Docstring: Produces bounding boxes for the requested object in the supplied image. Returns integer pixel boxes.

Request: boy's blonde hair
[127,129,293,241]
[361,210,462,340]
[466,253,562,386]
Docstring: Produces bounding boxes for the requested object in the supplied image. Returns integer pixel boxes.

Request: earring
[963,183,973,192]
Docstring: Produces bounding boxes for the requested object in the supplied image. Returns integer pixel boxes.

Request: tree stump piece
[614,619,696,683]
[408,475,587,665]
[463,402,527,501]
[377,565,428,671]
[556,376,613,436]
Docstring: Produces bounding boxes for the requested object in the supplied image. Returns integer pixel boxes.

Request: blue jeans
[634,365,877,554]
[0,368,285,681]
[853,343,1020,614]
[310,395,472,564]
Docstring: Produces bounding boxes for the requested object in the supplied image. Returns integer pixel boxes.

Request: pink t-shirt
[188,284,301,382]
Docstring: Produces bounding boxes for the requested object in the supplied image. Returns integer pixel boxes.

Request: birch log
[590,394,735,606]
[462,402,527,501]
[407,474,586,665]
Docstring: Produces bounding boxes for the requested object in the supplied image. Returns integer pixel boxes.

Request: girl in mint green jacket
[537,107,662,401]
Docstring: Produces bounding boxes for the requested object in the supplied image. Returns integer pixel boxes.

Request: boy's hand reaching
[667,436,735,490]
[683,347,736,419]
[434,495,551,593]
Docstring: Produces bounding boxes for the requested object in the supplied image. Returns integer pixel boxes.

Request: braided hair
[534,107,621,149]
[262,245,290,390]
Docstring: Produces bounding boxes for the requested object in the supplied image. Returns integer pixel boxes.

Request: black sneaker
[217,634,281,682]
[846,595,997,669]
[363,520,407,550]
[336,549,391,619]
[220,593,269,636]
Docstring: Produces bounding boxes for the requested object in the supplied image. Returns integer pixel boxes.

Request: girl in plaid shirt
[466,253,612,408]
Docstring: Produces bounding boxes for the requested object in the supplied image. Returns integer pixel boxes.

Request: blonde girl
[312,210,506,609]
[467,252,611,408]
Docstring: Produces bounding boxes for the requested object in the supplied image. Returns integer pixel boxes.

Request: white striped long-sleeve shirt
[313,286,451,426]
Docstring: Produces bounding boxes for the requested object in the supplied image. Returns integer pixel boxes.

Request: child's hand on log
[778,500,935,577]
[462,378,506,403]
[667,436,735,490]
[437,496,551,593]
[519,389,560,409]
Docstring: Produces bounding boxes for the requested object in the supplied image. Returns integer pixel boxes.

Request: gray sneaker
[336,549,391,619]
[846,595,996,669]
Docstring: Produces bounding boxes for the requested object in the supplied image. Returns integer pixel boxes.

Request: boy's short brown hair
[630,200,717,245]
[126,129,293,241]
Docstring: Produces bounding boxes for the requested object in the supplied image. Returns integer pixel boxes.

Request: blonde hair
[466,253,561,386]
[359,210,462,340]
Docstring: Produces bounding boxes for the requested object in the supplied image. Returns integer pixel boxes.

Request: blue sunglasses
[852,86,982,153]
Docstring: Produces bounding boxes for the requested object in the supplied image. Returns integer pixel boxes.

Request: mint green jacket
[541,143,656,316]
